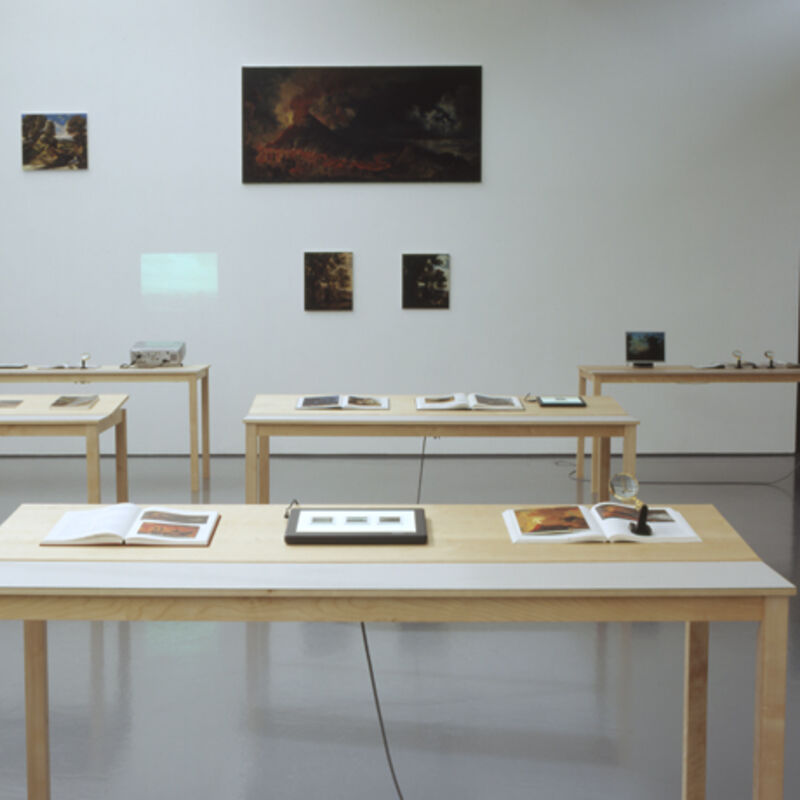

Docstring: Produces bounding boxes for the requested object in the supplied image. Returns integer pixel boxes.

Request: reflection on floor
[0,453,797,799]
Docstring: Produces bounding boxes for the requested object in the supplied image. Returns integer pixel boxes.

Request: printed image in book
[41,504,220,547]
[0,399,23,408]
[503,503,700,544]
[297,394,389,410]
[416,392,523,411]
[51,394,99,408]
[511,506,590,534]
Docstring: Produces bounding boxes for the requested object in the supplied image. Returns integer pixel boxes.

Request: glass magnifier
[732,349,743,368]
[609,472,651,535]
[764,350,775,368]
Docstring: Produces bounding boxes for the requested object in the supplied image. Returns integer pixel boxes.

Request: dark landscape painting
[22,113,88,170]
[305,252,353,311]
[243,67,481,183]
[402,254,450,309]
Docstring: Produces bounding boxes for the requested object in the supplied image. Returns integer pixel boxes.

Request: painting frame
[243,66,481,183]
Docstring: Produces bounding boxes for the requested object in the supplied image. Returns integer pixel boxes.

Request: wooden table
[0,503,792,800]
[575,364,800,478]
[0,395,128,503]
[0,366,210,491]
[243,394,639,503]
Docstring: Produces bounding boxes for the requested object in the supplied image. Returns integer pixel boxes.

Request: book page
[416,393,468,410]
[590,503,700,542]
[344,395,389,409]
[126,507,220,546]
[41,503,141,545]
[469,393,523,410]
[503,506,603,543]
[296,395,344,409]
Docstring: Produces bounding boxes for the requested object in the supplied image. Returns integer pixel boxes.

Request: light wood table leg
[682,621,709,800]
[576,373,587,479]
[245,424,258,503]
[188,379,199,493]
[754,597,789,799]
[85,428,101,503]
[622,423,637,478]
[24,621,51,800]
[595,437,611,501]
[258,435,270,504]
[115,409,129,502]
[201,373,210,480]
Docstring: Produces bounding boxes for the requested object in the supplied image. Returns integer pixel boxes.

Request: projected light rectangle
[141,253,218,296]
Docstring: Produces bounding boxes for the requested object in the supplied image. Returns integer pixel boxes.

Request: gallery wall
[2,0,800,456]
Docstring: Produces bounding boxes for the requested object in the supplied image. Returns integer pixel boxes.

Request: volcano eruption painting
[242,66,481,183]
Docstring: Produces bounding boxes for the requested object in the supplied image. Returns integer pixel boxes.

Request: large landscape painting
[242,66,481,183]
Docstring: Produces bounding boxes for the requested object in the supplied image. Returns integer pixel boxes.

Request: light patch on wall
[141,253,218,310]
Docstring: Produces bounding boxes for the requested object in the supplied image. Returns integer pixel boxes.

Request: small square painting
[402,254,450,309]
[22,114,88,170]
[304,252,353,311]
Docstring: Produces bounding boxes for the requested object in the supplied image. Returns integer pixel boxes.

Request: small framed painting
[22,113,88,170]
[402,254,450,309]
[304,252,353,311]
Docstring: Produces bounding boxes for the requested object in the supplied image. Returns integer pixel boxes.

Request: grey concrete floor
[0,452,797,799]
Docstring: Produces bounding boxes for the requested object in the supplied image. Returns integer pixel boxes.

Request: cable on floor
[416,436,428,504]
[557,456,800,496]
[361,622,405,800]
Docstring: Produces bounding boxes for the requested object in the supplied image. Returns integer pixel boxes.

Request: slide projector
[130,340,186,367]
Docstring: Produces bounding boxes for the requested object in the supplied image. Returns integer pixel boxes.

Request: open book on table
[41,503,220,546]
[296,394,389,410]
[503,503,699,543]
[416,393,523,411]
[51,394,99,409]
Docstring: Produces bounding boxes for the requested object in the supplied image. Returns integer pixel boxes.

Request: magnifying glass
[764,350,775,368]
[732,349,743,369]
[609,473,651,535]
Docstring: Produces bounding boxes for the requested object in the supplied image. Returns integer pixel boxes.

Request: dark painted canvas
[402,254,450,309]
[243,67,481,183]
[304,252,353,311]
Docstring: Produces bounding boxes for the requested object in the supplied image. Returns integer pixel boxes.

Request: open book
[41,503,220,546]
[296,394,389,410]
[416,393,523,411]
[503,503,699,543]
[51,394,99,408]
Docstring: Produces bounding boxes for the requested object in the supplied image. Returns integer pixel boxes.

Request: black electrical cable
[558,456,800,496]
[361,622,405,800]
[416,436,428,504]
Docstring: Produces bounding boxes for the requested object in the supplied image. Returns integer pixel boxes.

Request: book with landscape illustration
[503,503,700,543]
[297,395,389,410]
[416,393,524,411]
[41,503,220,546]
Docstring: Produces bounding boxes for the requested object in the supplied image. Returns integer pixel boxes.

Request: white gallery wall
[1,0,800,456]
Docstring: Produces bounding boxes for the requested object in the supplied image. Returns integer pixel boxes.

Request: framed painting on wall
[242,66,481,183]
[304,252,353,311]
[402,254,450,309]
[22,113,88,170]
